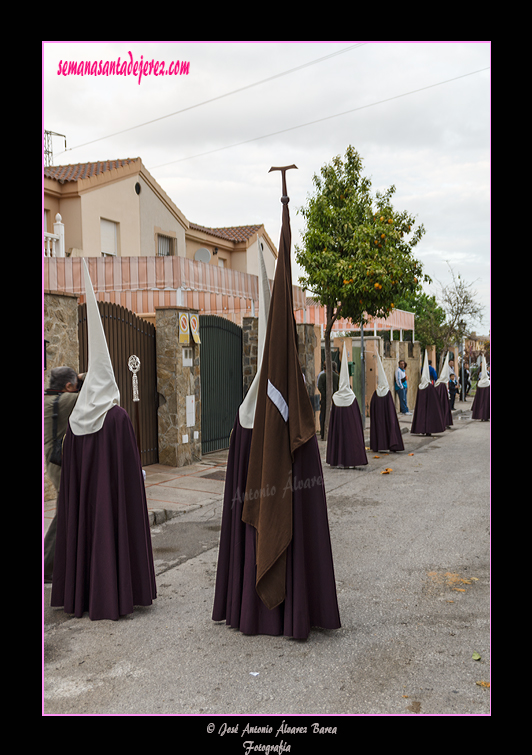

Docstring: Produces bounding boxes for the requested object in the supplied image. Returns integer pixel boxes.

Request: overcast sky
[43,41,491,332]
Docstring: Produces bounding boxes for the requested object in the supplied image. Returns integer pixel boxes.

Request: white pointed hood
[239,239,272,428]
[332,342,355,407]
[419,350,431,390]
[478,355,490,387]
[69,259,120,436]
[435,352,450,386]
[375,350,390,397]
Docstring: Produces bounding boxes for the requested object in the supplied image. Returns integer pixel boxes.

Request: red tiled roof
[189,222,262,242]
[44,158,140,182]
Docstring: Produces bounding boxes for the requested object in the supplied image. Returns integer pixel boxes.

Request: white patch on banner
[267,379,289,422]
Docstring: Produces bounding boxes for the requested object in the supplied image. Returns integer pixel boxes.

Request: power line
[150,67,490,170]
[57,44,366,155]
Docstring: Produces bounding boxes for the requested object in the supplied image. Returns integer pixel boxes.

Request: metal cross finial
[128,354,140,402]
[269,164,297,203]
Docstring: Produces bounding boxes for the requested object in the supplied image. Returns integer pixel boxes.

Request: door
[199,315,242,454]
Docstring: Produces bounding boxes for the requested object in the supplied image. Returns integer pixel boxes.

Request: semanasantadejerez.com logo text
[57,51,190,85]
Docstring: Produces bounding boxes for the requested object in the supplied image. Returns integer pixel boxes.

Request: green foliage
[392,289,447,352]
[295,145,428,329]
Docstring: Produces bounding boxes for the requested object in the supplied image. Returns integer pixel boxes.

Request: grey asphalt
[43,396,490,720]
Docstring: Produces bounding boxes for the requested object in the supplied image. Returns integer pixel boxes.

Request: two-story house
[43,156,277,278]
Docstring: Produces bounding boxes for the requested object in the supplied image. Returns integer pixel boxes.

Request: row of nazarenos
[48,167,487,628]
[412,349,490,431]
[326,340,489,463]
[410,350,447,435]
[212,166,341,639]
[51,259,157,621]
[326,343,404,463]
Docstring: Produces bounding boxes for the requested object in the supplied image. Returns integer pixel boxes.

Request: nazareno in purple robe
[326,398,368,468]
[212,414,341,639]
[411,384,446,435]
[51,405,157,621]
[471,385,490,420]
[369,391,405,452]
[435,381,453,427]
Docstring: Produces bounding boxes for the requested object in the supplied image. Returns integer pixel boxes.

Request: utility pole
[44,130,67,167]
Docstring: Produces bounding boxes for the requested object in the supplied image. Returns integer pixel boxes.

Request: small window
[157,234,173,256]
[101,218,118,256]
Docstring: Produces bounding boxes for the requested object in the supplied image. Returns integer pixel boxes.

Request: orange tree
[295,146,427,436]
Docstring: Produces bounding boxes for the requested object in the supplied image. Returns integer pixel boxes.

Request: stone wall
[44,292,80,376]
[43,291,80,501]
[242,316,258,397]
[155,307,202,467]
[242,316,320,423]
[296,323,321,410]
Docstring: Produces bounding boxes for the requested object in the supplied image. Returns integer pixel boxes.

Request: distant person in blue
[394,360,411,415]
[428,360,438,383]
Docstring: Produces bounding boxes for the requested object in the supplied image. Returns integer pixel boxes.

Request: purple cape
[369,391,405,452]
[435,382,453,426]
[326,399,368,467]
[411,384,446,435]
[51,405,157,620]
[472,385,490,420]
[212,414,341,638]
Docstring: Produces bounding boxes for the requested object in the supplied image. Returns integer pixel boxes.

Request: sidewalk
[42,397,475,536]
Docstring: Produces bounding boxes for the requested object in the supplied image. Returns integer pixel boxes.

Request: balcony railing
[43,214,65,257]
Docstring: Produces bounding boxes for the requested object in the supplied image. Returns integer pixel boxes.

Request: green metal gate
[200,315,243,454]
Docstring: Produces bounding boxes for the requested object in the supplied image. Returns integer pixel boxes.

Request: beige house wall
[138,173,187,257]
[244,235,276,279]
[79,174,141,257]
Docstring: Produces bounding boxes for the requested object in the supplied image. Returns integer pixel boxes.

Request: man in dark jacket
[43,367,84,582]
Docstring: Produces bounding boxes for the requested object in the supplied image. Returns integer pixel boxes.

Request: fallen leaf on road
[476,681,490,688]
[381,468,393,474]
[427,571,477,592]
[472,652,481,661]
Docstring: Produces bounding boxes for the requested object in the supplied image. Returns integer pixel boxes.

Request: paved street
[43,401,490,722]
